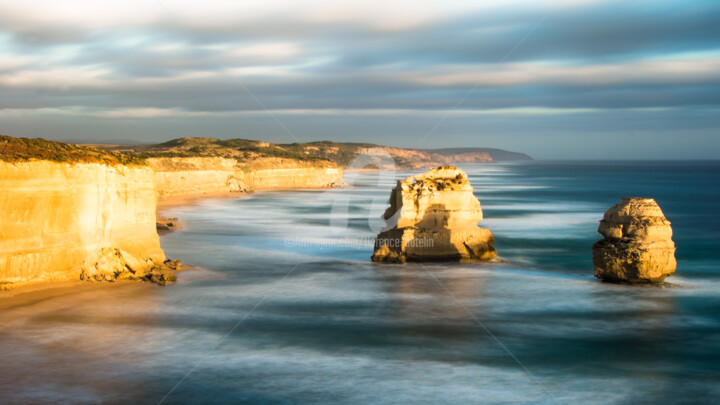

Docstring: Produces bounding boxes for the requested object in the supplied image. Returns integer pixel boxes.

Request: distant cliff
[279,141,532,169]
[147,157,342,197]
[94,137,531,171]
[0,136,164,288]
[427,148,532,162]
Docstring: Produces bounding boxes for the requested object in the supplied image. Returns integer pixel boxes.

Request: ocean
[2,161,720,404]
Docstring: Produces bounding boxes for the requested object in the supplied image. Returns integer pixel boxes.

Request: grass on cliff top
[133,137,327,163]
[0,135,146,165]
[279,141,380,166]
[130,137,407,167]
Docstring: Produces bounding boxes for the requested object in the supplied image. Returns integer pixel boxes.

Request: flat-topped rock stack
[592,197,677,283]
[372,166,497,263]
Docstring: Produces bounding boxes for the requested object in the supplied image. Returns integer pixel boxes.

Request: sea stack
[592,197,676,283]
[371,166,496,263]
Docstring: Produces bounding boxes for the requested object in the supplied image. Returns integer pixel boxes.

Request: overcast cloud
[1,0,719,158]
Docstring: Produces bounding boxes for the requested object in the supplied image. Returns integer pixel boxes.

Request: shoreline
[0,279,149,303]
[0,265,206,302]
[1,184,342,299]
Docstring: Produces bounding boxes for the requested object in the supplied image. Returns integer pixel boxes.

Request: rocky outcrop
[146,157,343,198]
[156,217,181,234]
[0,160,168,288]
[592,197,676,283]
[372,166,496,263]
[80,247,178,285]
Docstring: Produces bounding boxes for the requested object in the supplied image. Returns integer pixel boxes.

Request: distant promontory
[92,137,532,171]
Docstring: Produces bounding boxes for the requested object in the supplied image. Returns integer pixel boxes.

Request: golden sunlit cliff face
[146,157,343,197]
[147,157,243,197]
[0,160,165,288]
[0,135,345,288]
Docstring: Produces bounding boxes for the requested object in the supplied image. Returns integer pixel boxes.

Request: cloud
[403,58,720,87]
[0,0,718,157]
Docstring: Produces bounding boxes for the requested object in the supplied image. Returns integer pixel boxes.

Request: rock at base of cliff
[80,248,127,282]
[592,197,676,283]
[371,166,497,263]
[157,217,181,234]
[81,248,180,286]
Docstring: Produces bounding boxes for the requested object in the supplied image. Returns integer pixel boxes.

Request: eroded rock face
[147,157,343,197]
[0,160,166,288]
[372,166,496,263]
[81,248,179,285]
[592,197,676,283]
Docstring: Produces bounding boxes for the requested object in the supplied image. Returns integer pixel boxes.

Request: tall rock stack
[592,197,676,283]
[371,166,496,263]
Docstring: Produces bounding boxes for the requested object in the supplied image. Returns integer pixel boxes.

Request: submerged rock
[372,166,496,263]
[157,217,181,234]
[592,197,676,283]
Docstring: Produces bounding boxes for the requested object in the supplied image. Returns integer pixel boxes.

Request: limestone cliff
[247,166,343,189]
[372,166,496,263]
[147,157,244,197]
[147,157,343,197]
[0,160,166,288]
[592,197,676,283]
[0,135,342,289]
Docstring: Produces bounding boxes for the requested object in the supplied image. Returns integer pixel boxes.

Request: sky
[1,0,719,159]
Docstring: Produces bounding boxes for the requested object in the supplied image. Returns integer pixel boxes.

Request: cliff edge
[0,136,167,289]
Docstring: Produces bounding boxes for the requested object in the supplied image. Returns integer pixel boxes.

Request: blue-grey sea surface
[1,161,719,404]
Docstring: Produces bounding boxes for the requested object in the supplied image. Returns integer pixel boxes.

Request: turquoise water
[2,161,720,404]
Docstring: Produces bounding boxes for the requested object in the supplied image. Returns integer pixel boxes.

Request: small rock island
[372,166,497,263]
[592,197,677,283]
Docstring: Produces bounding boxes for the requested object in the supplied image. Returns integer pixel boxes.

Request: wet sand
[0,267,204,305]
[0,279,150,311]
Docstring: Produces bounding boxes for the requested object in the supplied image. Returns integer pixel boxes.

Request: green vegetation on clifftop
[0,135,532,169]
[0,135,146,165]
[280,141,380,167]
[130,137,325,162]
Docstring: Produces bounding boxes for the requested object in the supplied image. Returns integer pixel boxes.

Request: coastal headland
[0,135,526,291]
